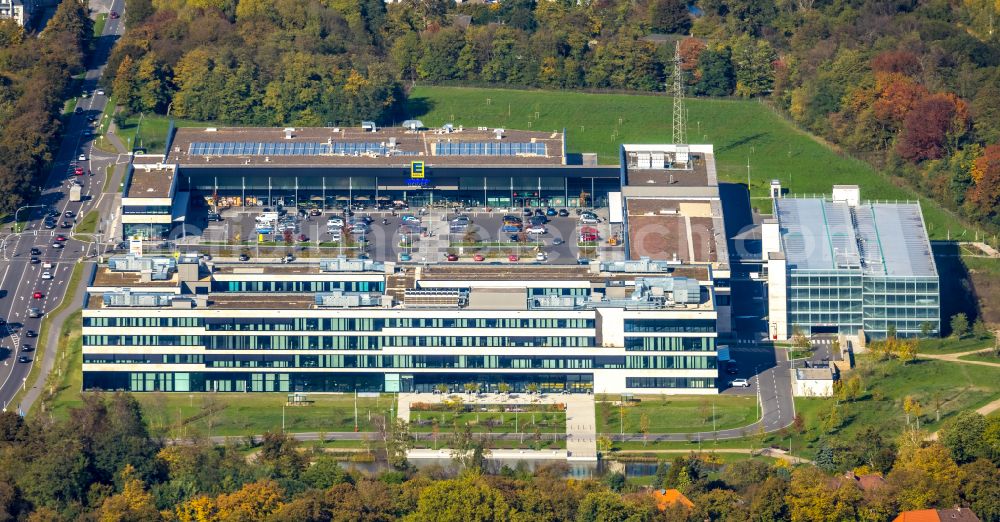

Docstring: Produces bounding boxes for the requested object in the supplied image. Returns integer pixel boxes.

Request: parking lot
[198,203,625,264]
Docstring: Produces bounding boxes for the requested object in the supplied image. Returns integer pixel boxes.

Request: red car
[473,254,485,262]
[446,254,458,262]
[74,168,84,176]
[55,235,67,242]
[109,10,119,19]
[32,292,43,299]
[508,254,519,262]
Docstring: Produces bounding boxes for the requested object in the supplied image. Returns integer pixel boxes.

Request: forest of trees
[0,0,91,215]
[106,0,1000,234]
[1,393,999,521]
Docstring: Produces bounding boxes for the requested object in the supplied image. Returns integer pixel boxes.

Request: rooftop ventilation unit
[442,123,454,133]
[388,137,396,148]
[361,121,377,132]
[494,128,505,139]
[402,120,424,131]
[403,289,467,309]
[283,128,295,139]
[314,291,381,308]
[108,254,177,279]
[600,257,674,273]
[675,145,690,164]
[103,291,175,307]
[319,257,385,272]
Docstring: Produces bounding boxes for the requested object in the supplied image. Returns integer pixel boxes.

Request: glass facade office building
[771,193,939,339]
[82,258,721,394]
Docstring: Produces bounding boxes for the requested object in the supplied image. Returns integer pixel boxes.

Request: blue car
[501,224,521,233]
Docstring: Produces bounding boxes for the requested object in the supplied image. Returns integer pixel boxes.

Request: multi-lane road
[0,0,126,413]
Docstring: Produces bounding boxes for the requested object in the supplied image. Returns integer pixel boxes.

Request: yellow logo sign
[410,161,425,179]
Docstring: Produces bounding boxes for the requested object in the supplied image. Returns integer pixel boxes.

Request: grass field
[916,334,995,355]
[787,354,1000,459]
[595,395,758,434]
[958,350,1000,363]
[409,410,566,434]
[75,210,98,234]
[93,13,107,38]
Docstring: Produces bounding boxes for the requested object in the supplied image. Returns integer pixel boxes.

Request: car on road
[51,242,63,249]
[25,330,36,338]
[308,208,322,216]
[576,257,590,265]
[64,210,74,218]
[109,11,118,19]
[552,238,565,246]
[535,252,547,261]
[239,253,250,262]
[18,356,30,363]
[508,254,519,262]
[30,248,40,255]
[44,221,56,229]
[446,254,458,262]
[473,253,485,262]
[96,89,105,95]
[206,212,221,221]
[21,344,32,352]
[78,154,87,161]
[284,253,295,263]
[61,221,72,228]
[729,378,751,388]
[74,107,83,114]
[399,253,412,262]
[74,167,84,175]
[41,271,52,280]
[401,215,420,225]
[29,257,40,264]
[33,291,43,299]
[55,235,67,242]
[522,208,532,216]
[28,308,42,318]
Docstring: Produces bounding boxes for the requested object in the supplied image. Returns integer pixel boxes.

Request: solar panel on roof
[434,141,546,156]
[187,141,394,157]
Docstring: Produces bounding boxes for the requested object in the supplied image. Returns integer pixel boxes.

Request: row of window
[211,281,383,293]
[85,317,204,328]
[84,354,717,370]
[626,377,716,389]
[622,319,716,333]
[624,337,716,352]
[123,205,171,215]
[84,335,597,349]
[85,317,597,331]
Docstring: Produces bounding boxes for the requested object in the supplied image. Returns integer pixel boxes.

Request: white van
[42,262,54,269]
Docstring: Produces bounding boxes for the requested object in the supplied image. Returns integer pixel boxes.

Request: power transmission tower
[671,41,687,145]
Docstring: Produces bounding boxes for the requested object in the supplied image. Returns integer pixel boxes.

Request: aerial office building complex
[82,257,720,394]
[765,185,939,340]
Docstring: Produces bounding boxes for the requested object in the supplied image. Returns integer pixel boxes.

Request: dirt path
[919,349,1000,368]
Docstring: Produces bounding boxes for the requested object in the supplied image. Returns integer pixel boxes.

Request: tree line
[0,0,91,215]
[0,392,998,521]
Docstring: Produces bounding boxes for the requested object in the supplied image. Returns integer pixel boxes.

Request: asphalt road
[0,0,126,413]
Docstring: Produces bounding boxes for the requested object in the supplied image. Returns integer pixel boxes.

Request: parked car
[399,253,412,262]
[522,208,532,216]
[238,253,250,262]
[508,254,519,262]
[473,254,485,262]
[558,208,570,217]
[552,238,565,246]
[284,253,295,263]
[30,248,41,255]
[530,215,547,225]
[729,378,751,388]
[527,225,547,234]
[546,208,557,216]
[51,242,63,249]
[535,252,547,261]
[309,208,322,216]
[501,223,522,233]
[206,212,222,221]
[446,254,459,262]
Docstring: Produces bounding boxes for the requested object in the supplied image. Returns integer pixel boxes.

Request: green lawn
[75,210,99,234]
[787,354,1000,459]
[93,13,107,38]
[596,395,758,434]
[405,86,968,240]
[134,393,396,438]
[958,350,1000,364]
[916,334,996,355]
[116,113,213,154]
[409,410,565,434]
[39,311,84,417]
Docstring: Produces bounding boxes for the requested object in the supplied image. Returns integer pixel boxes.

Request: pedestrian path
[919,348,1000,368]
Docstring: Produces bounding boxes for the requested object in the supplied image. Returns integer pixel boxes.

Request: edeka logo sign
[407,161,429,186]
[410,161,424,179]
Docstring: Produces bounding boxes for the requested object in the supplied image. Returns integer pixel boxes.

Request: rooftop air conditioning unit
[283,128,295,139]
[494,128,505,139]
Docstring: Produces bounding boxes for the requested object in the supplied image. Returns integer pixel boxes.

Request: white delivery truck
[69,184,82,202]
